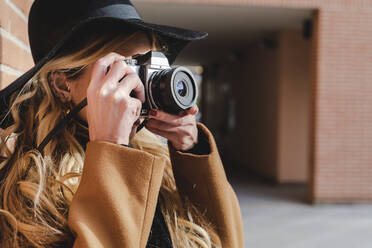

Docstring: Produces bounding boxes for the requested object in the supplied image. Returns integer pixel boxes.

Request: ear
[48,71,72,103]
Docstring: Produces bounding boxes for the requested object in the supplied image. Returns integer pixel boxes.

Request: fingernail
[190,107,197,115]
[149,109,157,117]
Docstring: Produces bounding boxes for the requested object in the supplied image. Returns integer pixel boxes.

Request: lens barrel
[149,67,197,114]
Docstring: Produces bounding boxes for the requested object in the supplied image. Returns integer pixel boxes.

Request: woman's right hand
[86,52,145,145]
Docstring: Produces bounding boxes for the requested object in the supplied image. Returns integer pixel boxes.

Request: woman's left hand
[145,105,199,151]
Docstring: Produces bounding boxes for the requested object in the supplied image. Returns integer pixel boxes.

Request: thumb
[186,105,199,115]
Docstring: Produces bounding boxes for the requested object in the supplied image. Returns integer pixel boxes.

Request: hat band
[88,4,142,20]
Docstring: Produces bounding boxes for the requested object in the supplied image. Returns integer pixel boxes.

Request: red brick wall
[0,0,34,90]
[141,0,372,202]
[311,9,372,202]
[138,0,372,9]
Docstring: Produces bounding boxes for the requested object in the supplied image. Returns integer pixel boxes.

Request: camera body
[124,51,198,115]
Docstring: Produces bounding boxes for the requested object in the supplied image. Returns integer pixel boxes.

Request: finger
[146,118,181,132]
[104,59,133,88]
[146,125,179,142]
[146,126,195,151]
[89,53,125,90]
[149,109,195,126]
[186,105,199,115]
[118,73,145,103]
[133,118,141,127]
[131,98,142,119]
[118,96,142,119]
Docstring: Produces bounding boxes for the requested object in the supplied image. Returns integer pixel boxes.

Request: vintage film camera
[124,51,198,116]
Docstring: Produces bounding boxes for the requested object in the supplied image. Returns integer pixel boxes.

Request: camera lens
[177,81,187,97]
[149,67,197,114]
[172,70,195,108]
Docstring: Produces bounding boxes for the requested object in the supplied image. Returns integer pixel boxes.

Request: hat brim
[0,17,207,129]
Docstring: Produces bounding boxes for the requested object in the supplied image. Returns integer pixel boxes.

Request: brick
[0,0,29,46]
[169,0,372,202]
[11,0,33,17]
[0,34,33,72]
[135,0,372,10]
[0,69,19,90]
[312,9,372,202]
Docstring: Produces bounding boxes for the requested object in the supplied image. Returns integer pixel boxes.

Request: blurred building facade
[1,0,372,203]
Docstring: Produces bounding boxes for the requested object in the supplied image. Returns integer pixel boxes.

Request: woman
[0,0,244,247]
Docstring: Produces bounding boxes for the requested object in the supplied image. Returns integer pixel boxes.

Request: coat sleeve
[168,123,245,248]
[67,140,166,248]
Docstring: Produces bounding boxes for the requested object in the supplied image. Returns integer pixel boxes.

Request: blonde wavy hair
[0,25,218,247]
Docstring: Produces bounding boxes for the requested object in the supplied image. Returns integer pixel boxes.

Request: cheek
[71,67,93,105]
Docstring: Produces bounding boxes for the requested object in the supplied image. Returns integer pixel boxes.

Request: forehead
[114,32,152,57]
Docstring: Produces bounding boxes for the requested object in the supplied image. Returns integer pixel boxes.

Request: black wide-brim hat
[0,0,207,129]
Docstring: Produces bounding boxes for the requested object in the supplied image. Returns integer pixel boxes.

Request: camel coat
[67,123,244,247]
